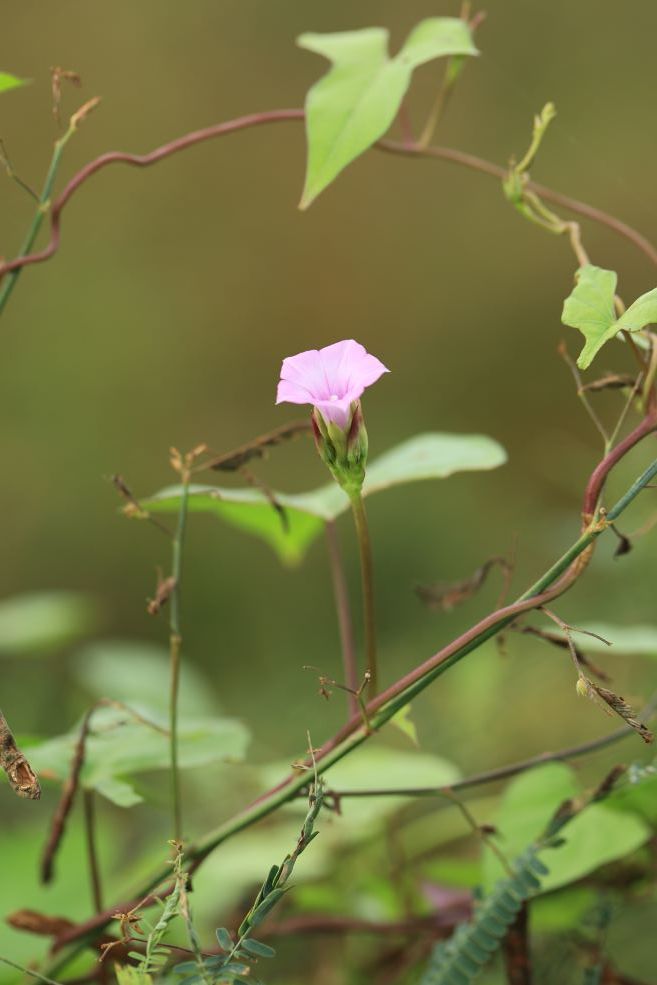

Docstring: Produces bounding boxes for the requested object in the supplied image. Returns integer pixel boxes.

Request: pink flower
[276,339,389,430]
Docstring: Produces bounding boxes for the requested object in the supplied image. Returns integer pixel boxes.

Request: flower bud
[312,400,369,496]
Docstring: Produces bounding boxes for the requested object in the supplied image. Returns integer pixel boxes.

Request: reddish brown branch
[0,110,304,278]
[2,109,657,287]
[40,708,94,884]
[583,412,657,519]
[377,140,657,269]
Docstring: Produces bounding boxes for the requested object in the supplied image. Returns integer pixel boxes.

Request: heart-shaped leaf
[298,18,478,208]
[562,264,657,369]
[139,432,506,565]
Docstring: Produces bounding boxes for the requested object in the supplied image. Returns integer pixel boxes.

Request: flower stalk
[324,520,359,717]
[168,455,191,843]
[349,492,378,698]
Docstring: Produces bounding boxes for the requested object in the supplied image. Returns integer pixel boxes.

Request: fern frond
[420,847,549,985]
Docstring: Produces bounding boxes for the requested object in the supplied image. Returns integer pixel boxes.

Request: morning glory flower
[276,339,389,430]
[276,339,389,495]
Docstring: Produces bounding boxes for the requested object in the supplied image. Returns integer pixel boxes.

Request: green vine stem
[0,105,93,316]
[3,109,657,317]
[318,690,657,802]
[169,464,191,843]
[45,451,657,976]
[349,492,378,697]
[324,519,359,717]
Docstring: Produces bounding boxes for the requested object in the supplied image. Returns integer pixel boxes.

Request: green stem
[43,457,657,977]
[350,493,378,697]
[324,519,359,717]
[0,957,63,985]
[0,124,75,316]
[169,472,190,843]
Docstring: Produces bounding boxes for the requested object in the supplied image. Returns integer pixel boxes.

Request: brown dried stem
[40,707,94,884]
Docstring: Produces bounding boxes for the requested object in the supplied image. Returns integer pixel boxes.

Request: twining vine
[2,10,657,985]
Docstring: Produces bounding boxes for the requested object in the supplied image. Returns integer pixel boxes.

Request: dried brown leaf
[0,711,40,800]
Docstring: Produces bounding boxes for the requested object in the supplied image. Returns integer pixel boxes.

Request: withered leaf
[0,711,41,800]
[580,373,636,393]
[416,557,509,612]
[577,677,653,744]
[206,420,311,472]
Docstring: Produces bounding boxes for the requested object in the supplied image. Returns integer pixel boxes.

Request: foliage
[421,846,549,984]
[0,72,27,94]
[562,264,657,369]
[140,433,506,564]
[2,8,657,985]
[173,783,324,985]
[298,18,477,207]
[423,766,642,983]
[24,705,250,807]
[481,764,650,894]
[0,591,98,656]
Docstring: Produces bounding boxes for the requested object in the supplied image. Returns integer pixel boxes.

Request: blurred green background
[2,1,657,981]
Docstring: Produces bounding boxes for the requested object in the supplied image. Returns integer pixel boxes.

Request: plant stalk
[169,470,190,843]
[324,519,359,717]
[43,455,657,974]
[350,493,378,697]
[0,122,76,316]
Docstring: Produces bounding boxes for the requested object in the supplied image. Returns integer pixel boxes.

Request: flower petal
[320,339,389,396]
[279,349,331,402]
[315,395,354,430]
[276,339,389,428]
[275,379,314,406]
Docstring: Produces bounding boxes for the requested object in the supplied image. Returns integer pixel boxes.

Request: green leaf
[115,966,153,985]
[0,72,28,94]
[561,265,618,370]
[388,704,419,746]
[72,639,220,716]
[482,764,650,893]
[24,711,250,807]
[616,286,657,334]
[298,18,478,207]
[562,265,657,369]
[215,927,233,952]
[240,939,275,959]
[320,744,461,827]
[93,776,144,808]
[571,623,657,657]
[140,432,506,565]
[0,591,99,657]
[605,762,657,824]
